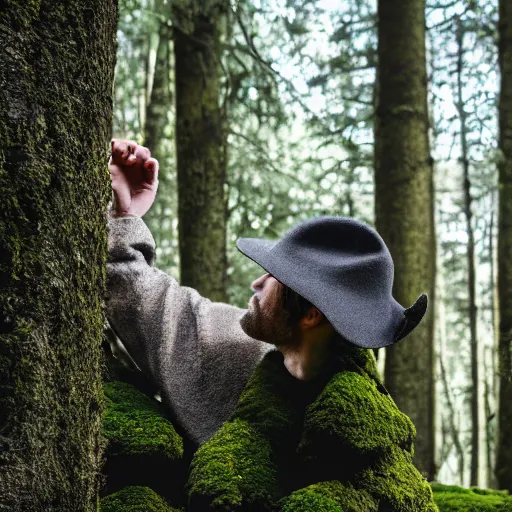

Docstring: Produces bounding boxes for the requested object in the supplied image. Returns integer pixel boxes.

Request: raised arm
[105,140,269,445]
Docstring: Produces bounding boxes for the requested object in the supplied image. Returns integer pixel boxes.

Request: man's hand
[109,139,159,217]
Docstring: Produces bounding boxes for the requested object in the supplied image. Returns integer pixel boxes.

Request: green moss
[278,480,378,512]
[187,348,437,511]
[430,483,476,495]
[103,381,183,460]
[430,483,512,511]
[100,486,181,512]
[357,447,437,511]
[298,364,415,462]
[434,491,512,511]
[431,483,510,497]
[471,489,511,498]
[186,351,307,510]
[232,350,306,446]
[187,418,279,510]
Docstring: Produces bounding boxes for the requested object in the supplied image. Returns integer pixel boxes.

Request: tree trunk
[144,0,174,240]
[0,2,117,510]
[488,196,499,489]
[437,263,465,483]
[497,0,512,492]
[454,19,480,487]
[173,1,228,302]
[375,0,436,480]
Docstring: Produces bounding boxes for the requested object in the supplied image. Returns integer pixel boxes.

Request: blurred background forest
[112,0,506,491]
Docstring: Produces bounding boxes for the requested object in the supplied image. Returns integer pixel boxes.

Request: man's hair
[281,284,314,326]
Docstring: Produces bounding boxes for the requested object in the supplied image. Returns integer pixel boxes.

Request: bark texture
[144,0,173,236]
[173,1,228,302]
[375,0,436,480]
[0,2,117,510]
[497,0,512,492]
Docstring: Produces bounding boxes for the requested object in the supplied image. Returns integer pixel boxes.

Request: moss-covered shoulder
[186,351,307,510]
[187,418,278,510]
[232,350,304,446]
[278,480,378,512]
[103,381,183,459]
[298,365,415,462]
[100,486,181,512]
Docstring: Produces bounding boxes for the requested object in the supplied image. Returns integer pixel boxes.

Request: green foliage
[103,381,183,460]
[187,418,279,510]
[101,486,181,512]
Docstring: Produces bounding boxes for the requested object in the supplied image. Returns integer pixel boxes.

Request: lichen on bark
[0,1,117,509]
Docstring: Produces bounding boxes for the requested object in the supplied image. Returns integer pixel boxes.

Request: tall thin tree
[0,1,117,509]
[172,1,228,302]
[374,0,436,479]
[497,0,512,492]
[144,0,175,246]
[454,18,480,486]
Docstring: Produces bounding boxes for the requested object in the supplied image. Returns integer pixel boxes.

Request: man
[107,140,437,511]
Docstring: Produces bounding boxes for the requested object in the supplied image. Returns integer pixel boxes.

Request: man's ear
[299,307,325,330]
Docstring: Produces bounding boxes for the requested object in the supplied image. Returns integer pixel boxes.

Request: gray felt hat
[236,216,428,349]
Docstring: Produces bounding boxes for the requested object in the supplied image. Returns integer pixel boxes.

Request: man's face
[239,272,296,346]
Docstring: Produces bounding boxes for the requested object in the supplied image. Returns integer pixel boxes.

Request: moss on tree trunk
[374,0,436,480]
[0,1,117,509]
[173,1,228,302]
[497,0,512,492]
[143,0,174,237]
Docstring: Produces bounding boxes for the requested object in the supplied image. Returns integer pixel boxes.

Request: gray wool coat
[106,216,270,446]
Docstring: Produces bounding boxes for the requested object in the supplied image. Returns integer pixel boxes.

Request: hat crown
[236,216,427,348]
[281,216,388,258]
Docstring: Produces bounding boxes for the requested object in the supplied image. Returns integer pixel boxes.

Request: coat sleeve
[106,215,186,376]
[106,215,270,445]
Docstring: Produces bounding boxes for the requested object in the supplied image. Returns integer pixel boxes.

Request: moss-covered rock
[100,486,181,512]
[431,483,512,511]
[103,381,182,459]
[102,382,184,501]
[278,480,378,512]
[187,418,279,511]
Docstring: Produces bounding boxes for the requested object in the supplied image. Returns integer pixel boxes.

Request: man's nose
[251,273,270,292]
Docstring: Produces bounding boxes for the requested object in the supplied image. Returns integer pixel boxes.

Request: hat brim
[236,237,279,275]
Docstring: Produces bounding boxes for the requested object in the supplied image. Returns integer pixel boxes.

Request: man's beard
[239,294,296,346]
